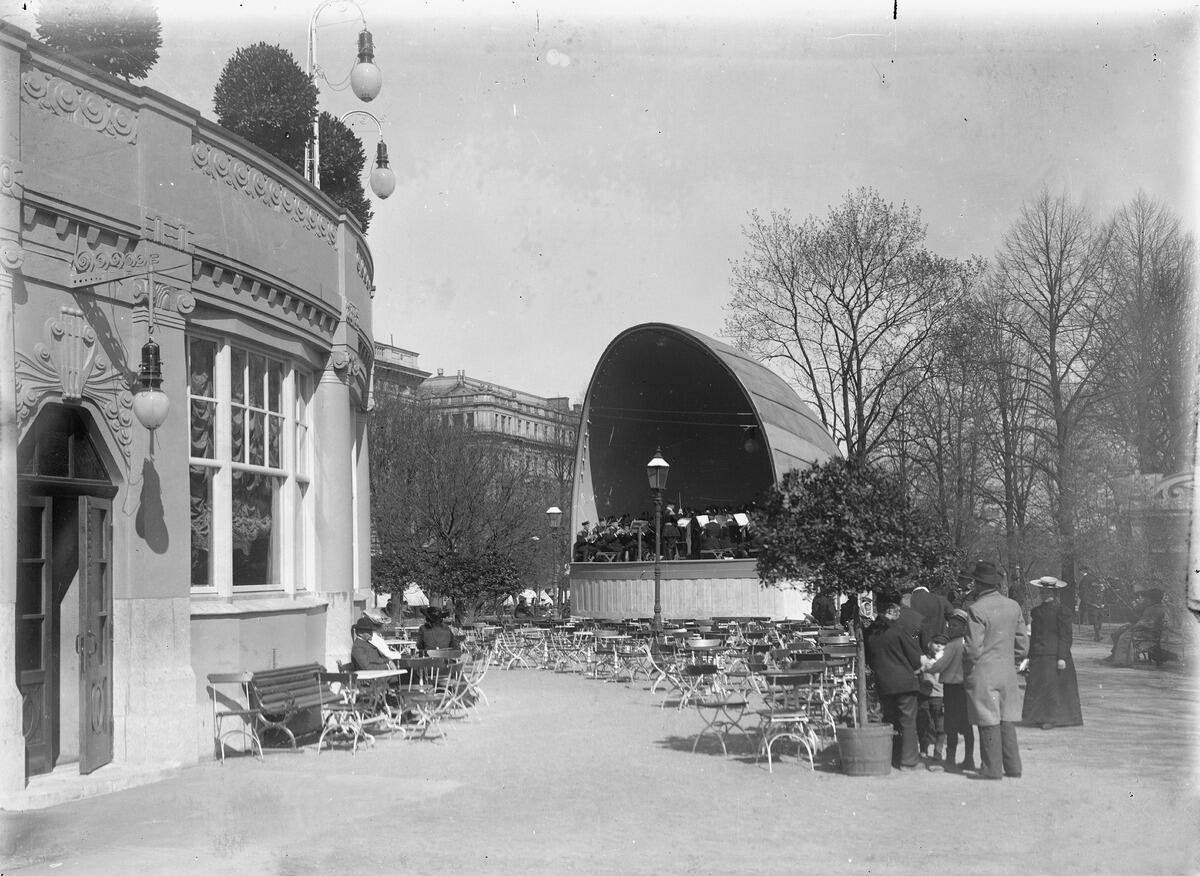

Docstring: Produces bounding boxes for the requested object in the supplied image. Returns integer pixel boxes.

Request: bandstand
[569,324,840,620]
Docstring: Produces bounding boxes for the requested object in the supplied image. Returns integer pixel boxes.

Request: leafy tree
[724,188,983,463]
[755,458,959,724]
[318,112,372,231]
[36,0,162,81]
[213,42,317,175]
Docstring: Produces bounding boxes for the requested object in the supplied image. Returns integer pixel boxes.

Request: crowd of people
[573,505,759,562]
[863,560,1083,779]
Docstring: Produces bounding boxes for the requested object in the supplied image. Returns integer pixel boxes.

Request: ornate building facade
[1,23,375,808]
[416,369,580,479]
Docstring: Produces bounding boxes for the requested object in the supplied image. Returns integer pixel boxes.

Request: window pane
[231,348,246,404]
[18,560,43,615]
[249,411,265,466]
[190,465,214,589]
[231,471,282,589]
[267,415,281,469]
[35,423,69,478]
[295,371,309,423]
[268,360,282,413]
[294,481,309,591]
[249,354,265,408]
[190,399,215,459]
[296,424,308,476]
[17,619,42,672]
[230,406,246,464]
[189,338,216,399]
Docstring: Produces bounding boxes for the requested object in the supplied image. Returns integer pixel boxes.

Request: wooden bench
[248,663,333,748]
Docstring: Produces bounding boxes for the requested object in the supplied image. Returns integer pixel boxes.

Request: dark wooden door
[17,496,54,778]
[78,495,113,775]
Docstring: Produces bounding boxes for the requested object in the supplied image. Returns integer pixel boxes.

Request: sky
[8,1,1197,401]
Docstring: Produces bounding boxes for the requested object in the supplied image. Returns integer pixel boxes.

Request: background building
[416,369,580,480]
[372,341,429,401]
[1,23,374,808]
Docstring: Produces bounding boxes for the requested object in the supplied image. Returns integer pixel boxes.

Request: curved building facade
[1,23,375,807]
[570,323,839,620]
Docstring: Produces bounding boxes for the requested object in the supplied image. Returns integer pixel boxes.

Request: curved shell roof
[571,323,839,527]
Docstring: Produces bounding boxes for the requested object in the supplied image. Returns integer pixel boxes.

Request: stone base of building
[569,560,811,620]
[1,758,186,811]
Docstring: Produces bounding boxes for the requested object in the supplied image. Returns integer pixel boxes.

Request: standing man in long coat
[964,560,1029,780]
[866,598,926,770]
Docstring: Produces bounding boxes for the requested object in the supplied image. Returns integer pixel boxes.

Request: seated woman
[415,607,459,655]
[350,616,393,671]
[1104,588,1166,667]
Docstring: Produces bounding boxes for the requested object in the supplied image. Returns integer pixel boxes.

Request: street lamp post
[339,110,396,199]
[646,448,670,632]
[546,506,562,617]
[306,0,382,189]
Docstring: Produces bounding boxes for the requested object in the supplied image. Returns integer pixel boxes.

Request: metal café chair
[207,672,263,762]
[755,668,826,772]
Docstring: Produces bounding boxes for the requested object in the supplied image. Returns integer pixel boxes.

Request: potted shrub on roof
[754,458,958,774]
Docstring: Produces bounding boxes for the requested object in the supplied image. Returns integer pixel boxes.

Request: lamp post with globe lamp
[305,0,383,189]
[646,448,670,632]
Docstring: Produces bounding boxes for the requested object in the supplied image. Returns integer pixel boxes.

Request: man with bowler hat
[964,560,1029,779]
[866,597,926,770]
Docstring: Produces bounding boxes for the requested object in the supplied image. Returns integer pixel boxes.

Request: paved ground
[3,635,1198,875]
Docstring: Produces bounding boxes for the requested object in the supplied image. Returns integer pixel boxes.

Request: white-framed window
[188,335,313,595]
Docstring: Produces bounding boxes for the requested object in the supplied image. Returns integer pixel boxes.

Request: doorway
[16,404,116,779]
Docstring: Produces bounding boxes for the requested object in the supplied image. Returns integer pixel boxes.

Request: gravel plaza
[2,636,1197,876]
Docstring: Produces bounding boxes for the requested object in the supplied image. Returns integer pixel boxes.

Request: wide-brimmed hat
[353,615,380,633]
[970,560,1004,588]
[1029,576,1068,590]
[424,607,446,623]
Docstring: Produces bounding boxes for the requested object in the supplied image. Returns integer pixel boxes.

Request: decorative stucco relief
[15,307,135,466]
[131,278,196,317]
[0,241,25,273]
[0,157,24,200]
[329,346,370,411]
[343,301,361,333]
[193,257,339,336]
[143,213,193,253]
[355,244,372,291]
[21,68,139,144]
[190,140,337,247]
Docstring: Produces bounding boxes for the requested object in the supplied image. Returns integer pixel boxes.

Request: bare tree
[994,190,1113,597]
[1097,191,1193,474]
[724,187,982,463]
[369,399,549,616]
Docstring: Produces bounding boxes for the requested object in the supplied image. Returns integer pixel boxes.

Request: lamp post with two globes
[305,0,383,190]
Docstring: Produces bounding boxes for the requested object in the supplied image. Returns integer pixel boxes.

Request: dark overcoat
[866,618,923,695]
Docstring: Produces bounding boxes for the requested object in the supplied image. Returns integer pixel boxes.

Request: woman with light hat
[1020,577,1083,729]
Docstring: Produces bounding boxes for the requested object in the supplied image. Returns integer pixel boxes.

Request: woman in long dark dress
[1021,578,1083,729]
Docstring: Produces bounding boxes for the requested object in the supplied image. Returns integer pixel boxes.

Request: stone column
[0,238,25,802]
[312,355,356,668]
[0,26,26,796]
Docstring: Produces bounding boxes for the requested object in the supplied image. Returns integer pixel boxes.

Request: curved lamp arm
[306,0,381,187]
[340,110,396,199]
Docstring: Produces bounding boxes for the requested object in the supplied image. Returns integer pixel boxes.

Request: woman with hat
[415,607,459,655]
[1020,577,1083,729]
